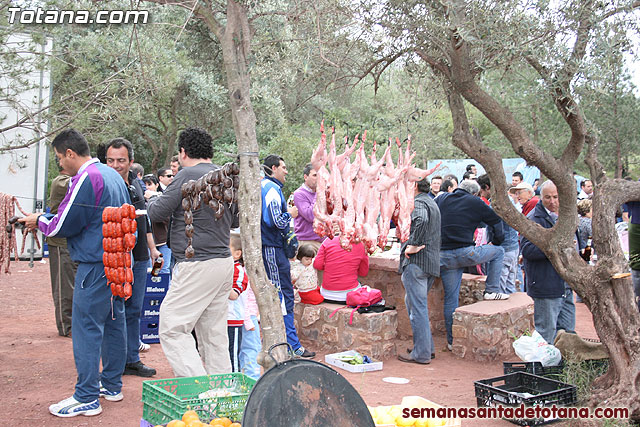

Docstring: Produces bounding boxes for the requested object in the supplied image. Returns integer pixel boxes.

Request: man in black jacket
[106,138,159,378]
[398,178,441,364]
[521,180,576,344]
[436,180,506,350]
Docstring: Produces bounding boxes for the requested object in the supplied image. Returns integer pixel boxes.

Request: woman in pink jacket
[313,236,370,303]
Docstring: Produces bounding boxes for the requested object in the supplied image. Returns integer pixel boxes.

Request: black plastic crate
[475,372,577,426]
[503,360,565,379]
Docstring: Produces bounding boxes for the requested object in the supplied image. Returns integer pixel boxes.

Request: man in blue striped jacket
[260,154,315,358]
[21,129,131,418]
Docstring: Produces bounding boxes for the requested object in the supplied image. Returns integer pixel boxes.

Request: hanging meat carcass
[1,193,41,274]
[310,123,440,253]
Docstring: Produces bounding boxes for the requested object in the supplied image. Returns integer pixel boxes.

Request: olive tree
[357,0,640,416]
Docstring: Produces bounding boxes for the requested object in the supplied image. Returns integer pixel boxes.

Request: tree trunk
[142,0,289,369]
[586,274,640,415]
[138,129,161,172]
[212,0,288,367]
[438,11,640,410]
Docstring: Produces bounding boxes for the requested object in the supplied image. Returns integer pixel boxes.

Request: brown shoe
[397,354,430,365]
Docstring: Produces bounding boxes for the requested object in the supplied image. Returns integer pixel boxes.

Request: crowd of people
[20,127,267,418]
[20,127,639,417]
[396,164,619,365]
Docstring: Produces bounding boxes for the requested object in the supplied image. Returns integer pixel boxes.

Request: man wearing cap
[510,182,539,216]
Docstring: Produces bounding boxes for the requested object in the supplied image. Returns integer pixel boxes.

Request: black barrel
[242,344,375,427]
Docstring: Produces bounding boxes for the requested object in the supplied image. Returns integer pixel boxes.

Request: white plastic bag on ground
[512,331,562,367]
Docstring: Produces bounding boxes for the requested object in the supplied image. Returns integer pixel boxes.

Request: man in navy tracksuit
[260,155,315,358]
[22,129,131,418]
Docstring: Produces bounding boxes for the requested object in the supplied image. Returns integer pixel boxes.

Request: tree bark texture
[143,0,289,369]
[199,0,288,368]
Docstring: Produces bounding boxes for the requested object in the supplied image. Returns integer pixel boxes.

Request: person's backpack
[281,228,299,259]
[329,286,383,325]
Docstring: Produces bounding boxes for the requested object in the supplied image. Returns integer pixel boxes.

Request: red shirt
[522,197,539,216]
[313,237,369,291]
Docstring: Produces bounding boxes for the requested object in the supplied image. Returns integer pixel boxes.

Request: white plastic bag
[512,331,562,367]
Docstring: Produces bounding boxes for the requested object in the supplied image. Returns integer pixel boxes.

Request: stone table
[451,291,535,361]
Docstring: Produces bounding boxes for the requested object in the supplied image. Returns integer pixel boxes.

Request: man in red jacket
[510,182,539,216]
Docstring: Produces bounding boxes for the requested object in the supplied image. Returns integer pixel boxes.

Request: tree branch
[415,48,450,77]
[0,87,110,153]
[600,0,640,21]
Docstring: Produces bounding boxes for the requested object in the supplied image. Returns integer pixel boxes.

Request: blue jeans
[73,263,126,402]
[262,246,302,350]
[632,269,640,312]
[500,248,519,294]
[533,283,576,344]
[123,259,148,364]
[239,315,262,380]
[401,264,435,363]
[440,245,505,344]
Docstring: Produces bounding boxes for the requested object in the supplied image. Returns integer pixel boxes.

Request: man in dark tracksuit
[260,154,315,358]
[22,129,130,417]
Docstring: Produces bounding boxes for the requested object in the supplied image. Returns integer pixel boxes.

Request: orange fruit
[187,421,204,427]
[230,423,242,427]
[183,410,200,424]
[183,410,199,421]
[210,424,225,427]
[167,421,187,427]
[209,419,226,426]
[218,418,232,427]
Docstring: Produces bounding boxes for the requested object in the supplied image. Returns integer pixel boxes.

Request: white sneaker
[484,292,510,300]
[99,386,124,402]
[447,343,453,351]
[49,396,102,417]
[139,342,151,352]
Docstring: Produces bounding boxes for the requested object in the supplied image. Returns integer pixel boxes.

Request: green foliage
[560,359,609,404]
[3,0,639,188]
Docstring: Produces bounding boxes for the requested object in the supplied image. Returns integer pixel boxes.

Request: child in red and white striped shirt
[228,234,249,372]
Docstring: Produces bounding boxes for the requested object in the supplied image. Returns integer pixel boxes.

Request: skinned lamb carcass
[310,122,440,251]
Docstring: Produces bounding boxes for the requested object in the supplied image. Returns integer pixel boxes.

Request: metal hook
[267,342,295,366]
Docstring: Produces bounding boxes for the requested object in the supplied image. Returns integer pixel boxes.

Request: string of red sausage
[102,203,137,299]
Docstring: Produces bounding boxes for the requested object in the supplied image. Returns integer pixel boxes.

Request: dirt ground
[1,259,599,426]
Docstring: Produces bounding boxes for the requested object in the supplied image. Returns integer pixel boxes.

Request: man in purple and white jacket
[293,163,324,251]
[21,129,131,418]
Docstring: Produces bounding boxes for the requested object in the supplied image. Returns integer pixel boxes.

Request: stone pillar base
[451,292,534,362]
[294,303,398,360]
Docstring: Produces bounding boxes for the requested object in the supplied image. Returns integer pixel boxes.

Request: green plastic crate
[142,373,256,425]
